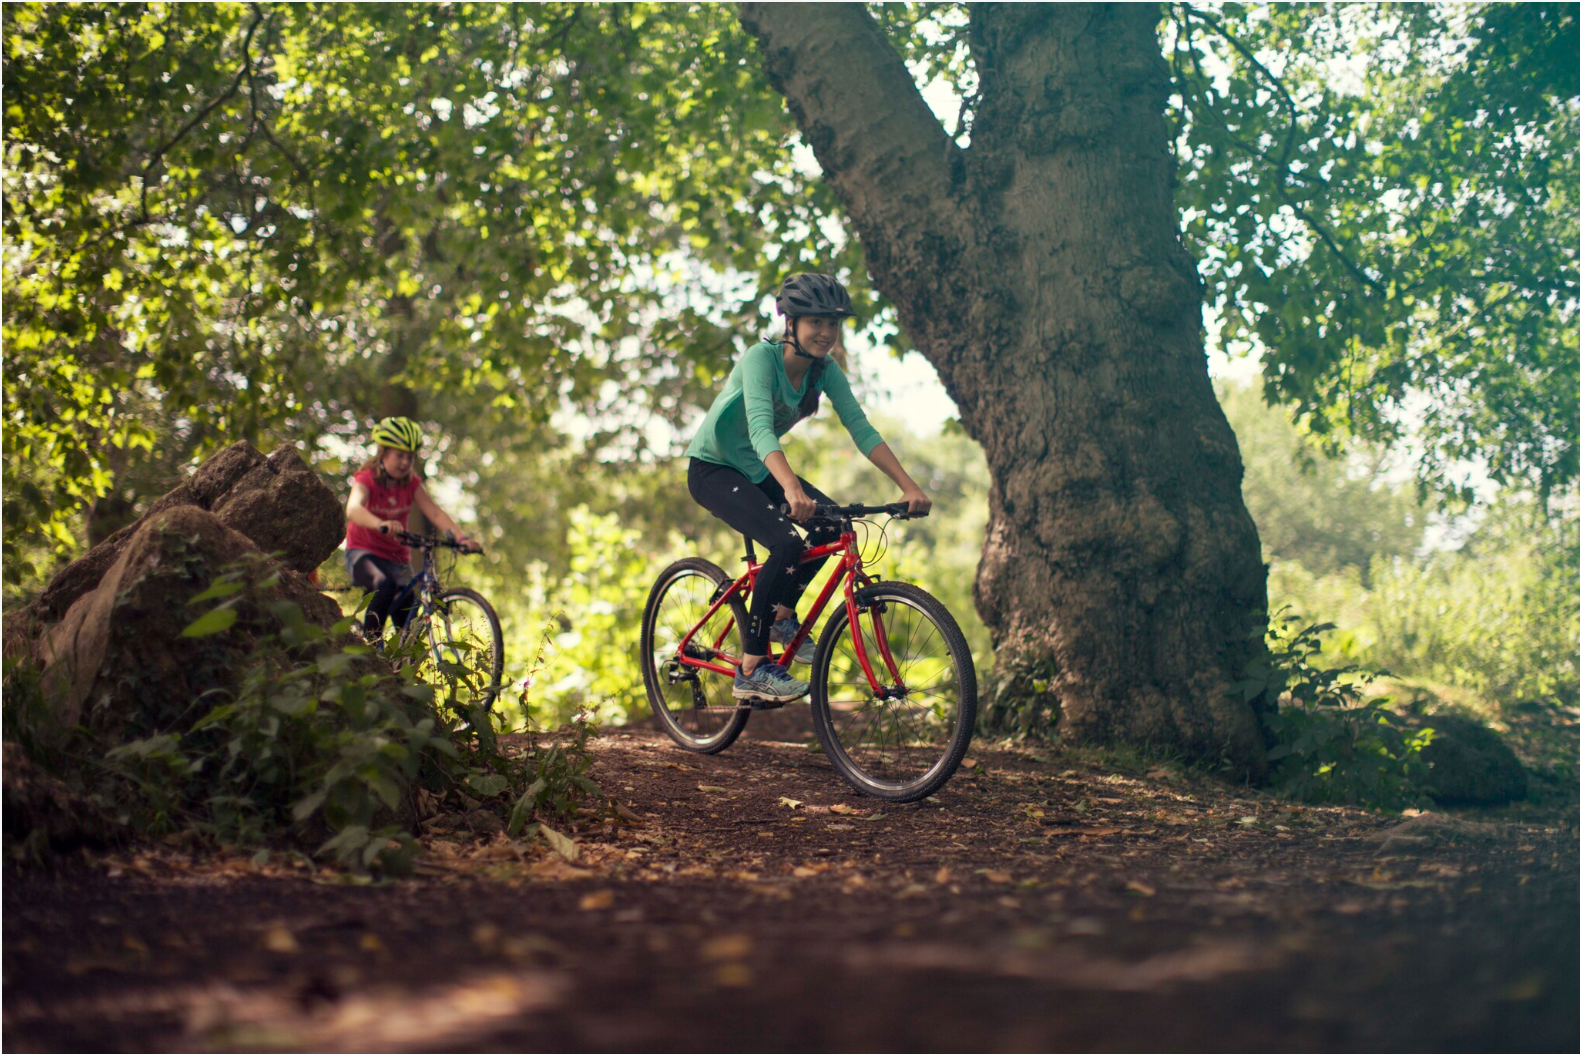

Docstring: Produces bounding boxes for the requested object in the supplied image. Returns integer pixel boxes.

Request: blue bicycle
[382,529,504,712]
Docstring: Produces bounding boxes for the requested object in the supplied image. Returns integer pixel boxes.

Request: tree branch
[735,2,967,281]
[139,5,266,222]
[1172,6,1388,296]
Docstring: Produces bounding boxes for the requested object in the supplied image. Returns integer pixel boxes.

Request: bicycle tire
[423,587,505,712]
[640,557,751,754]
[810,580,976,802]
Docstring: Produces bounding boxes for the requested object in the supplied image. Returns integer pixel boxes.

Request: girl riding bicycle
[685,273,931,706]
[344,416,480,639]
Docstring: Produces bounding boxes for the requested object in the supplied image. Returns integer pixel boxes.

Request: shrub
[1242,612,1435,809]
[6,561,603,871]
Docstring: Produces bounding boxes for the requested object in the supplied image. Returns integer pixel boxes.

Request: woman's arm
[346,481,401,533]
[819,357,929,513]
[866,443,932,514]
[413,484,481,551]
[764,451,817,522]
[741,344,786,465]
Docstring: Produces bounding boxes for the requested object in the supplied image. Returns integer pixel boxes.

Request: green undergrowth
[5,560,605,873]
[1244,612,1434,810]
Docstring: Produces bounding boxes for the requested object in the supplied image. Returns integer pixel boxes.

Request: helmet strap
[785,319,817,360]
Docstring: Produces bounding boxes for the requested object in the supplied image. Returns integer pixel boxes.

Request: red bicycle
[639,501,977,803]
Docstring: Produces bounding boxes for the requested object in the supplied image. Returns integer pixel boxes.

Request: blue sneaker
[770,617,816,664]
[732,661,810,707]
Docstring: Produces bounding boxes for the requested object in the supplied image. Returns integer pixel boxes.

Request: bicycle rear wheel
[640,557,750,754]
[418,587,504,714]
[810,580,976,802]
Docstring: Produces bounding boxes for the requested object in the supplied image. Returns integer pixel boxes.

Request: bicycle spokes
[822,594,966,790]
[425,596,498,709]
[648,568,745,744]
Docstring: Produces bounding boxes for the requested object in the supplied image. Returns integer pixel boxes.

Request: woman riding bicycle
[685,273,931,707]
[344,416,480,640]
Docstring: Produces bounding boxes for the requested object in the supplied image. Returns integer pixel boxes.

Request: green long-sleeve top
[685,341,885,483]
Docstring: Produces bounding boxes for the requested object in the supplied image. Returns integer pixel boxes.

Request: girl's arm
[866,443,932,515]
[413,484,482,551]
[347,481,401,533]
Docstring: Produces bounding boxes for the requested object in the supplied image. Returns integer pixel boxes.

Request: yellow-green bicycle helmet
[370,416,422,453]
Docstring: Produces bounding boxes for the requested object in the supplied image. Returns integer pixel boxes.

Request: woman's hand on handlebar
[455,534,482,554]
[900,487,932,517]
[376,519,403,535]
[783,485,818,524]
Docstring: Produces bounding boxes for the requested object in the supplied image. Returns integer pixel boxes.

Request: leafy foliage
[534,506,666,723]
[2,2,862,579]
[1272,500,1580,711]
[6,562,603,871]
[1247,613,1434,809]
[1169,2,1580,499]
[1221,380,1426,580]
[1226,380,1579,713]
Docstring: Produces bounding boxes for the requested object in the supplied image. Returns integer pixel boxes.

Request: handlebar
[777,501,930,522]
[377,525,482,554]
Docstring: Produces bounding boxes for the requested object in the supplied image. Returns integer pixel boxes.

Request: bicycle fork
[846,582,908,700]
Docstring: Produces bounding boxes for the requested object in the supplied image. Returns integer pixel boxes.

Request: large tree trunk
[737,2,1270,774]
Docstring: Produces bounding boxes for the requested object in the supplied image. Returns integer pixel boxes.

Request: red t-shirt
[344,467,422,562]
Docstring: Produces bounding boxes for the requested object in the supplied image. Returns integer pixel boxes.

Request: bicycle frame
[393,548,442,637]
[673,526,908,695]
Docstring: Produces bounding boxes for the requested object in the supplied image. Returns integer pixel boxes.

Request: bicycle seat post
[743,534,756,565]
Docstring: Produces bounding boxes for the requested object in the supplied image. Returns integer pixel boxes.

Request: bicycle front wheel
[420,587,505,713]
[811,581,976,803]
[640,557,750,754]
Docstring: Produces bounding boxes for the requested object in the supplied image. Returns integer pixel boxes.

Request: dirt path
[6,713,1578,1053]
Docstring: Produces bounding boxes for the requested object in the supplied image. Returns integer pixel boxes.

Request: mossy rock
[1410,711,1529,806]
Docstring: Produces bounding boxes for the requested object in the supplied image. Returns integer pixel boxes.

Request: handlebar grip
[378,524,389,533]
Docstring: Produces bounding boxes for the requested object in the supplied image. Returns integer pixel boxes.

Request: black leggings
[350,553,416,635]
[688,458,841,655]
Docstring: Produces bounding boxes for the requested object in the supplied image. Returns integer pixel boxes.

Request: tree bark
[737,2,1270,774]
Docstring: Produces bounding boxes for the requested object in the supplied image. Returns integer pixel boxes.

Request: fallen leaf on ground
[261,925,299,954]
[714,963,753,987]
[700,934,752,961]
[579,890,615,911]
[779,797,803,809]
[1125,880,1157,897]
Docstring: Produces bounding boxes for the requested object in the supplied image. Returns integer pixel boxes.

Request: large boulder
[35,505,347,743]
[211,445,347,575]
[2,444,421,859]
[22,442,342,626]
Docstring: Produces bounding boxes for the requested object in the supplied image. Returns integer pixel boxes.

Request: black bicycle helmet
[775,273,856,319]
